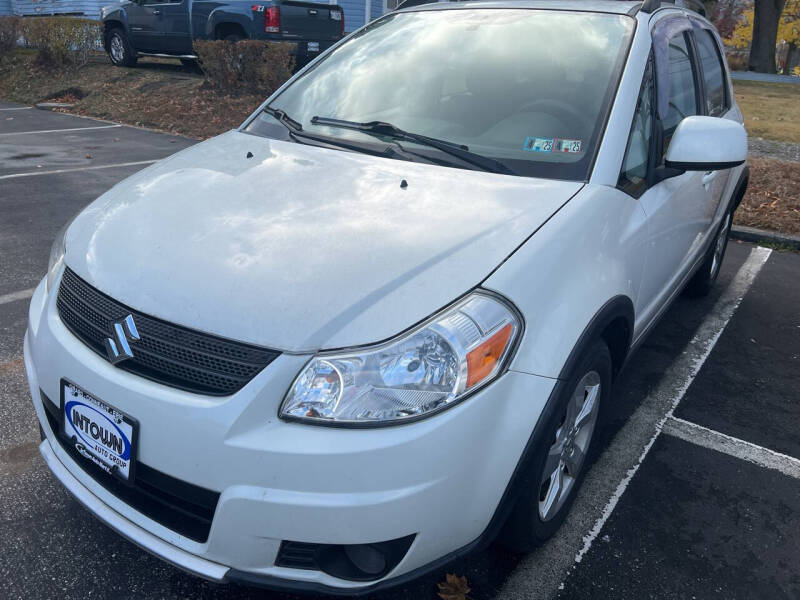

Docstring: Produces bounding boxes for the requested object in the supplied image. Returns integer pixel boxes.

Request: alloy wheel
[110,35,124,63]
[538,371,601,521]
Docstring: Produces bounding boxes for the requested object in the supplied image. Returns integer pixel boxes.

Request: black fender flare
[205,10,253,39]
[475,295,634,549]
[730,165,750,212]
[102,9,130,38]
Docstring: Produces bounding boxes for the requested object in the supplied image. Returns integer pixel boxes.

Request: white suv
[26,0,747,594]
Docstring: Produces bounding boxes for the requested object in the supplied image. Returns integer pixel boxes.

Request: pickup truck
[100,0,344,68]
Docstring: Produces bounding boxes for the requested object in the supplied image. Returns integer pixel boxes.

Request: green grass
[733,80,800,144]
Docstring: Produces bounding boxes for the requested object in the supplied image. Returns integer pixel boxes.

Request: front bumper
[25,271,555,591]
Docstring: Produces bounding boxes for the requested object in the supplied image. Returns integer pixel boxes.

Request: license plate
[307,41,320,52]
[60,380,137,482]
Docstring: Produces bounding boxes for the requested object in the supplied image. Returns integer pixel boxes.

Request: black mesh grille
[56,267,280,395]
[275,541,321,570]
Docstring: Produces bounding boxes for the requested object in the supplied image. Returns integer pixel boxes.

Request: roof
[397,0,644,16]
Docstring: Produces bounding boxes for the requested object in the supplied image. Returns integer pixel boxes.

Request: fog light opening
[276,534,416,581]
[343,544,387,576]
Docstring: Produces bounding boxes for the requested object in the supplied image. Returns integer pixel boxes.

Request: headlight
[46,218,72,293]
[280,292,521,426]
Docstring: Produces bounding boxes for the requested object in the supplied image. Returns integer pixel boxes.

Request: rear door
[126,0,163,51]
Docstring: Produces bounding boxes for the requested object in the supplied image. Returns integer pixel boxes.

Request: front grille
[56,267,280,395]
[41,392,219,543]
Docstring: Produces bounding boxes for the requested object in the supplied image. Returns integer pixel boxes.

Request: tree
[706,0,746,39]
[778,1,800,72]
[748,0,787,73]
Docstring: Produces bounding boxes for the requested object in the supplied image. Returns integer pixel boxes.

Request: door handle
[152,9,161,14]
[702,171,717,187]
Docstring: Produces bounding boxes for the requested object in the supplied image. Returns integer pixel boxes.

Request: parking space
[0,108,798,600]
[675,250,800,457]
[557,434,800,599]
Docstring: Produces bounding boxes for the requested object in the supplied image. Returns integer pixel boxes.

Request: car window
[660,32,698,159]
[618,58,655,197]
[695,29,728,117]
[246,9,635,181]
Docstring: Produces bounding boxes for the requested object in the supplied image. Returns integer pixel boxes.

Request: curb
[730,225,800,250]
[35,102,76,110]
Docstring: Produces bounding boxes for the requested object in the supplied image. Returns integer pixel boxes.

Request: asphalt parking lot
[1,104,798,600]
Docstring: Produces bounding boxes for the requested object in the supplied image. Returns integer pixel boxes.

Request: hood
[65,131,581,352]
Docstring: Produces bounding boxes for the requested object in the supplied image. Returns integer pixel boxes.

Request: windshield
[244,8,634,180]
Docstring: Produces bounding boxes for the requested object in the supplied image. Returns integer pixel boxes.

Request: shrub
[0,16,21,56]
[22,17,101,70]
[194,40,295,95]
[725,49,748,72]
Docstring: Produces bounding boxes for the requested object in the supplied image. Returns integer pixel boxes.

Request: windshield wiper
[310,116,516,176]
[264,106,303,131]
[263,106,415,162]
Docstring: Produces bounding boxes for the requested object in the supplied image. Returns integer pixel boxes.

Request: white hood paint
[65,131,582,352]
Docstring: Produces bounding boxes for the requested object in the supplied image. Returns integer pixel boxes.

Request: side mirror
[665,116,747,171]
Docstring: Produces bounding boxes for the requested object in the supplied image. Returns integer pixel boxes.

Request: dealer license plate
[60,380,137,481]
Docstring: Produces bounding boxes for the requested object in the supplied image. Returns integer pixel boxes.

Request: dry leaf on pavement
[437,573,471,600]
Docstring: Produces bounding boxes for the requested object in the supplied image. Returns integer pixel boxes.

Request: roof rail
[640,0,706,16]
[640,0,660,13]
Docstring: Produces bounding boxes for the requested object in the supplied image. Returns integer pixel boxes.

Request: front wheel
[501,340,612,551]
[106,28,137,67]
[684,207,733,297]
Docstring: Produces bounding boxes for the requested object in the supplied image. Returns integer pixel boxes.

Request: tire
[501,340,612,551]
[684,205,734,297]
[106,28,137,67]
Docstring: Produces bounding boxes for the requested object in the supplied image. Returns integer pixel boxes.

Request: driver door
[126,0,164,52]
[619,29,714,329]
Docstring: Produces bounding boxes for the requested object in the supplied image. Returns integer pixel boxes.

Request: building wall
[0,0,12,16]
[8,0,103,18]
[339,0,385,32]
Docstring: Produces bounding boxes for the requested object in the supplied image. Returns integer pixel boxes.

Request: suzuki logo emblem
[104,315,140,364]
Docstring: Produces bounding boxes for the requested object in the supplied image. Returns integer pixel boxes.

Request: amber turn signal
[466,323,513,388]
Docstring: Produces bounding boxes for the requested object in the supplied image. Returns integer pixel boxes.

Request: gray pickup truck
[100,0,344,68]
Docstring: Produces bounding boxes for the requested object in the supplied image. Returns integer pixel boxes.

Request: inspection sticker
[523,137,554,153]
[553,138,583,153]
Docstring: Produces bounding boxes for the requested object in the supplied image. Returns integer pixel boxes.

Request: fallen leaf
[437,573,471,600]
[85,154,92,159]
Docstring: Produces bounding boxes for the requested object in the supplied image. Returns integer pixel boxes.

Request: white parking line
[499,246,772,600]
[0,107,32,111]
[663,416,800,480]
[0,160,159,181]
[0,124,121,137]
[0,288,35,306]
